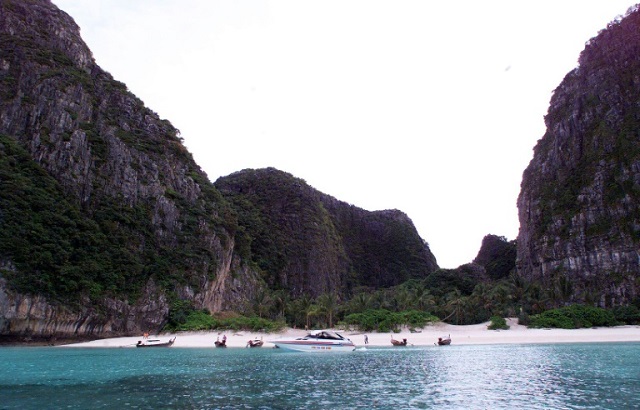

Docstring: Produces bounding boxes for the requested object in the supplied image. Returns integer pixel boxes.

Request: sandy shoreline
[60,319,640,348]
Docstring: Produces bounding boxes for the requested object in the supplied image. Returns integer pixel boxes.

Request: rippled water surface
[1,343,639,409]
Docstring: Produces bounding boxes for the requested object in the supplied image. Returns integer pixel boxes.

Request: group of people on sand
[215,334,227,347]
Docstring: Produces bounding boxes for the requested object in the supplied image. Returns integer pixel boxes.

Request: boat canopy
[306,330,346,340]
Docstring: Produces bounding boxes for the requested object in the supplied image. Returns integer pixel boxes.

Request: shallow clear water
[1,343,638,409]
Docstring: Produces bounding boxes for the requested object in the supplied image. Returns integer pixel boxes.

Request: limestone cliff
[473,234,516,281]
[0,0,265,339]
[517,6,640,307]
[215,168,439,298]
[0,0,440,341]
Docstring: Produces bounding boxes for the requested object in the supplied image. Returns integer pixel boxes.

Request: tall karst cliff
[215,168,438,298]
[0,1,439,340]
[0,0,265,338]
[517,6,640,307]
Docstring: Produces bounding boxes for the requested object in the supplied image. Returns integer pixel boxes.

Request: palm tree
[523,282,550,315]
[289,294,312,327]
[508,273,529,304]
[368,290,386,310]
[412,286,436,312]
[349,292,372,313]
[253,289,272,318]
[393,288,411,311]
[470,283,493,320]
[490,282,516,316]
[272,289,289,320]
[317,293,338,328]
[444,289,467,325]
[306,304,320,330]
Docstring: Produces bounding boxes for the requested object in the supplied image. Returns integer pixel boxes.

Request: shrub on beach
[487,316,510,330]
[612,304,640,325]
[219,315,286,332]
[527,305,617,329]
[165,308,285,332]
[401,310,440,329]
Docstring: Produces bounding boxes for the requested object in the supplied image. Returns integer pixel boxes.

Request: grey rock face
[517,7,640,307]
[0,0,264,339]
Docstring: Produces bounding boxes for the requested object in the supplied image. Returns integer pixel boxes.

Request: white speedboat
[270,330,356,352]
[135,337,175,348]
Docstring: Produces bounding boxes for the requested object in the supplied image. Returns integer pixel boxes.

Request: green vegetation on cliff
[0,0,239,314]
[215,168,439,298]
[215,168,343,290]
[0,134,116,303]
[0,134,234,304]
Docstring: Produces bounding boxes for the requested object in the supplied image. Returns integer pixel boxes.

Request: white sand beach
[61,318,640,348]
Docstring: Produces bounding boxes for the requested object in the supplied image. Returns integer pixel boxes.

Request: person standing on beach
[364,334,369,344]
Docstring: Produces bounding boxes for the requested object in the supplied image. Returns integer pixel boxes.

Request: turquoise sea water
[1,343,638,409]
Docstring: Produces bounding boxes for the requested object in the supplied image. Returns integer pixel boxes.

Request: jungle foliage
[0,134,233,304]
[342,309,438,332]
[164,299,285,332]
[163,233,638,332]
[527,305,618,329]
[0,134,123,304]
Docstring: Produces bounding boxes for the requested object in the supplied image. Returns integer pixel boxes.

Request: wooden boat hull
[437,337,451,346]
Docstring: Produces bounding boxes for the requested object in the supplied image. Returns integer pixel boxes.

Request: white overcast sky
[53,1,636,269]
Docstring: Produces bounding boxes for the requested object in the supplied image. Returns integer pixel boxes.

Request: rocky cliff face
[0,0,264,339]
[517,6,640,307]
[215,168,439,298]
[0,1,440,340]
[473,234,516,281]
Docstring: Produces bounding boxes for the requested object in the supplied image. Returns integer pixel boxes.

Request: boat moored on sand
[246,337,264,348]
[136,337,175,348]
[437,335,452,345]
[390,336,408,346]
[270,330,356,352]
